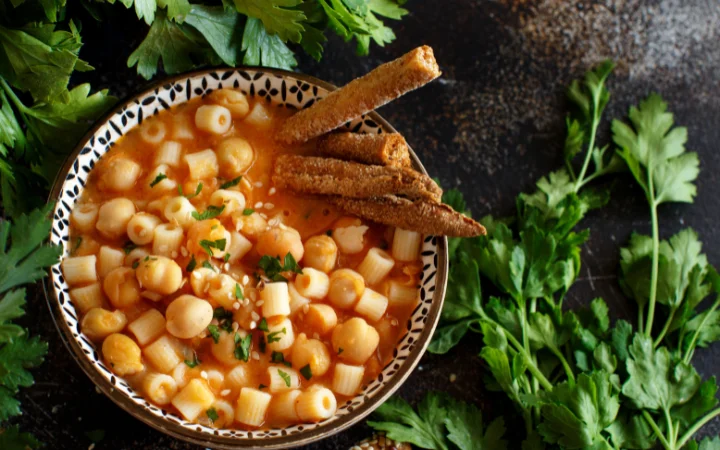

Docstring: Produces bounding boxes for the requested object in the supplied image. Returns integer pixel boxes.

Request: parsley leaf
[242,208,254,215]
[299,364,312,380]
[234,333,252,361]
[257,317,268,332]
[277,369,291,387]
[0,333,48,421]
[199,238,226,256]
[241,17,297,70]
[206,407,219,422]
[185,254,197,272]
[184,353,200,368]
[219,176,242,189]
[207,324,220,343]
[192,205,225,221]
[271,351,291,367]
[0,425,42,449]
[257,253,302,281]
[266,328,286,343]
[184,5,242,67]
[234,283,243,300]
[231,0,305,43]
[179,182,203,198]
[149,173,167,187]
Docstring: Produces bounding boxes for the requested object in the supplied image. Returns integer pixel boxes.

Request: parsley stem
[0,78,30,115]
[573,90,601,192]
[549,346,575,386]
[644,182,661,336]
[683,298,720,364]
[675,408,720,449]
[663,407,676,445]
[653,307,676,349]
[642,411,672,450]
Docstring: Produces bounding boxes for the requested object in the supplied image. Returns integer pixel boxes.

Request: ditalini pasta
[61,91,423,430]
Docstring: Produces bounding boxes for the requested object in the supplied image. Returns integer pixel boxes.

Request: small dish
[44,68,448,449]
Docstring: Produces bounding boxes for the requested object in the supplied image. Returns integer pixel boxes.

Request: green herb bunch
[369,63,720,449]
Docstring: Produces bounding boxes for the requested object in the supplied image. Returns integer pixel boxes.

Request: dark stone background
[12,0,720,448]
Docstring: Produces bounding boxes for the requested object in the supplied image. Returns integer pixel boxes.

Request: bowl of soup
[45,68,448,448]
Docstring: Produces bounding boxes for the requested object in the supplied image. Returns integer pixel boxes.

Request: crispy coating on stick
[316,132,412,167]
[277,46,441,144]
[273,155,442,202]
[331,196,486,237]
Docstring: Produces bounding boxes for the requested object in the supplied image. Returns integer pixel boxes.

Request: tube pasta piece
[277,46,441,144]
[332,196,486,238]
[273,155,441,202]
[317,132,412,168]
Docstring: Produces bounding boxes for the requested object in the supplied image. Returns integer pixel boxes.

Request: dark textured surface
[12,0,720,448]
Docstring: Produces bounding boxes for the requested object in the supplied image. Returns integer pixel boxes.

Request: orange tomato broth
[68,94,422,429]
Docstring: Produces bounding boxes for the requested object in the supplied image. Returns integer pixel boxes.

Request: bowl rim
[43,66,448,449]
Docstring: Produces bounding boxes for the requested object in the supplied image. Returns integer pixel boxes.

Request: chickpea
[190,267,217,297]
[187,219,228,258]
[217,137,254,179]
[328,269,365,309]
[96,198,135,239]
[208,89,250,118]
[303,235,338,273]
[331,317,379,365]
[136,256,182,295]
[81,307,127,341]
[208,274,237,309]
[232,212,267,240]
[165,295,213,339]
[101,157,141,192]
[103,267,141,308]
[292,333,332,377]
[212,330,245,366]
[102,333,144,376]
[256,227,304,262]
[304,304,337,335]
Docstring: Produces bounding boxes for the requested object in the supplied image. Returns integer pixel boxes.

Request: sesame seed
[264,202,275,209]
[210,318,219,326]
[250,321,257,329]
[302,304,310,314]
[233,302,240,310]
[256,300,264,307]
[224,263,230,271]
[391,319,398,326]
[221,389,231,396]
[180,278,187,288]
[181,247,188,257]
[231,272,239,280]
[254,202,263,209]
[244,298,250,306]
[449,373,457,383]
[254,181,263,187]
[252,351,260,360]
[313,332,320,339]
[201,371,208,379]
[192,271,201,279]
[203,284,210,293]
[235,221,243,232]
[249,291,257,301]
[259,213,268,219]
[268,218,279,226]
[243,275,249,285]
[232,322,239,331]
[278,223,287,230]
[159,244,168,252]
[171,251,178,258]
[269,187,276,195]
[251,311,260,321]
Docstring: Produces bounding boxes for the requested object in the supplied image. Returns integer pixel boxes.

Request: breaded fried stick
[277,46,441,145]
[332,196,486,237]
[317,132,412,167]
[273,155,442,202]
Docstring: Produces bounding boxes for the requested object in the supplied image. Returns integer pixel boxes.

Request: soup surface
[60,90,423,429]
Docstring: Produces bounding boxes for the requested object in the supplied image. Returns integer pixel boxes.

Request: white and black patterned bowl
[44,68,448,449]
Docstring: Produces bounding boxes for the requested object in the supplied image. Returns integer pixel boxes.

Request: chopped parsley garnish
[199,238,226,257]
[206,407,219,423]
[271,351,292,367]
[149,173,167,187]
[72,236,82,254]
[258,317,269,332]
[224,253,231,263]
[257,253,303,282]
[234,283,244,300]
[266,328,286,343]
[234,333,252,362]
[213,307,234,332]
[219,176,242,189]
[192,204,225,221]
[299,364,312,380]
[184,354,201,368]
[186,255,197,272]
[132,260,140,269]
[123,241,138,255]
[202,261,216,271]
[179,182,203,198]
[242,208,255,216]
[207,324,220,343]
[277,369,292,387]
